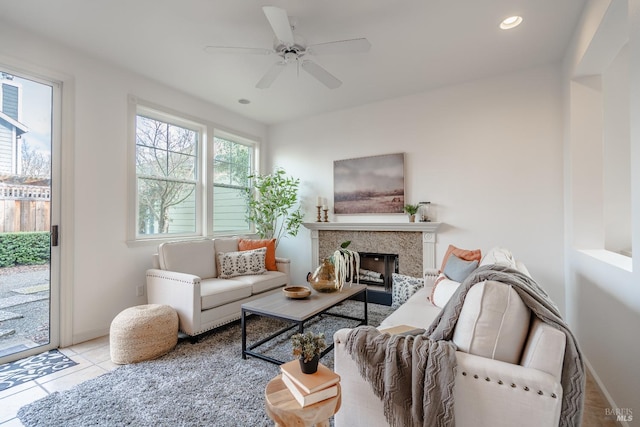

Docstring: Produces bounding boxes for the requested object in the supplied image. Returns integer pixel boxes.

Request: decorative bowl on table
[282,286,312,299]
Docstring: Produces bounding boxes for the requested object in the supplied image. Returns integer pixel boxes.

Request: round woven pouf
[110,304,178,364]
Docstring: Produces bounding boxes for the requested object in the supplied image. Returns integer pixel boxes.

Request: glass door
[0,69,59,364]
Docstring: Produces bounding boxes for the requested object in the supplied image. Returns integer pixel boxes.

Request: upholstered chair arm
[423,267,440,290]
[146,269,202,336]
[275,257,290,275]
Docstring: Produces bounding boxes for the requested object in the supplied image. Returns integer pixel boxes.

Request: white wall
[268,64,566,310]
[0,21,267,344]
[563,0,640,415]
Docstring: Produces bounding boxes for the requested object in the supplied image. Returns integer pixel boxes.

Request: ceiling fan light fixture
[500,15,523,30]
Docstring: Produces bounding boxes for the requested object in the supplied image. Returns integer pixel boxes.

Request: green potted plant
[403,203,420,222]
[291,331,327,374]
[244,168,304,248]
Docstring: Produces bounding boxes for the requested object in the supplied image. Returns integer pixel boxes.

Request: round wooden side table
[265,374,342,427]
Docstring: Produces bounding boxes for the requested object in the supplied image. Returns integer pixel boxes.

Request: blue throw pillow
[443,253,478,283]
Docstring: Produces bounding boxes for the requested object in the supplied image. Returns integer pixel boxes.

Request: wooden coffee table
[241,284,367,364]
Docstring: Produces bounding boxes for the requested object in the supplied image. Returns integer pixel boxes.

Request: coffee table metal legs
[241,295,369,365]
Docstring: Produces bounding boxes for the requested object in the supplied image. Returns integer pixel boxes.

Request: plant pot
[299,355,320,374]
[409,214,416,222]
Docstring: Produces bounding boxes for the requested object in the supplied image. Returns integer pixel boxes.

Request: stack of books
[280,360,340,407]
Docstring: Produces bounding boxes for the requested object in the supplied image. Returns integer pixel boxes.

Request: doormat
[0,349,78,391]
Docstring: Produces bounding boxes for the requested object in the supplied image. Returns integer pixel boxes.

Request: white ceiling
[0,0,586,125]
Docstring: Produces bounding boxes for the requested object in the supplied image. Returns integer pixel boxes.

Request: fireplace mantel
[303,222,441,233]
[303,222,442,277]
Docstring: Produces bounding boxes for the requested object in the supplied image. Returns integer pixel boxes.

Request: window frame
[127,96,259,246]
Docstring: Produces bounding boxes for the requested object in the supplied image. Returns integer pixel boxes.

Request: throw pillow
[440,244,482,272]
[429,274,461,308]
[442,253,479,283]
[479,247,517,269]
[391,273,424,309]
[452,280,531,364]
[238,238,277,271]
[217,247,267,279]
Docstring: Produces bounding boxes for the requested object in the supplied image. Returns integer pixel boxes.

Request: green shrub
[0,232,50,268]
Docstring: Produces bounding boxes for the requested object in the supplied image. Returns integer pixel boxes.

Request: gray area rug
[18,300,393,427]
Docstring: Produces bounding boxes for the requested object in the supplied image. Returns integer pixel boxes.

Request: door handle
[51,225,59,247]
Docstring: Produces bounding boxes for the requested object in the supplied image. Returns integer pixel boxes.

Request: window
[213,135,253,234]
[129,98,256,242]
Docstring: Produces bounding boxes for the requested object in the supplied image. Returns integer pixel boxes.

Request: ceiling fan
[204,6,371,89]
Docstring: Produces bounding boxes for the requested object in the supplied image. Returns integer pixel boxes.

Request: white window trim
[126,95,260,247]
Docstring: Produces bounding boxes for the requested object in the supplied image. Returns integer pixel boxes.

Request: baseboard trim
[583,357,630,427]
[72,328,109,346]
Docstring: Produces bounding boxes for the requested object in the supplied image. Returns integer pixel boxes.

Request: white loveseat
[334,249,568,427]
[146,238,290,336]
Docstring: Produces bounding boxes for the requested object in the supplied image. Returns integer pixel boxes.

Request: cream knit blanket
[346,265,585,427]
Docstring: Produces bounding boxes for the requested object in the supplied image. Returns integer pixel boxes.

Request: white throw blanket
[346,265,585,427]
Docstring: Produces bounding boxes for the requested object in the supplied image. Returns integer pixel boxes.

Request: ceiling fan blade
[301,60,342,89]
[308,38,371,55]
[204,46,273,55]
[256,62,287,89]
[262,6,295,46]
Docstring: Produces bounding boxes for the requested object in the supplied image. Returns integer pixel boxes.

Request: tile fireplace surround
[302,222,442,279]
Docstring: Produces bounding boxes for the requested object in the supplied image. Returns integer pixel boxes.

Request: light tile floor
[0,336,116,426]
[0,336,623,426]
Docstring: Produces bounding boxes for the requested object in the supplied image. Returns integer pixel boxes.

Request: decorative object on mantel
[322,206,329,222]
[291,331,327,374]
[418,201,431,222]
[244,168,303,247]
[403,203,420,222]
[316,196,325,222]
[334,153,405,214]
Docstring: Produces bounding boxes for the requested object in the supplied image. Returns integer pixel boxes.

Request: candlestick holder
[316,206,322,222]
[322,208,329,222]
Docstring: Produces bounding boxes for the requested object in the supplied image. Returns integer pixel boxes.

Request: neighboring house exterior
[0,73,29,175]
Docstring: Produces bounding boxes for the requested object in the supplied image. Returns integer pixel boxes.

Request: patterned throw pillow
[217,247,267,279]
[391,273,424,309]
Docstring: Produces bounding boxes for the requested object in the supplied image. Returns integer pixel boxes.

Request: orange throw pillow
[238,238,277,271]
[440,244,482,272]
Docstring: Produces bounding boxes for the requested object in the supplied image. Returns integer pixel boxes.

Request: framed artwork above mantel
[333,153,405,214]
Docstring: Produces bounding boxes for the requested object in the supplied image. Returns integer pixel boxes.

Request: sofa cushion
[200,278,252,310]
[440,244,482,272]
[232,271,288,294]
[158,239,216,279]
[217,248,267,279]
[442,253,478,282]
[452,280,531,364]
[379,287,441,330]
[430,275,461,308]
[239,238,277,271]
[479,247,517,269]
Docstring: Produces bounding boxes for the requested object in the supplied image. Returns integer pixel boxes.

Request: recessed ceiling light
[500,16,523,30]
[238,98,251,105]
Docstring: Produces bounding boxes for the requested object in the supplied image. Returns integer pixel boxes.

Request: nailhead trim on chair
[460,371,556,398]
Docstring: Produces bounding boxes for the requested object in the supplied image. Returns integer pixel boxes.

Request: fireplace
[357,252,399,305]
[303,221,442,305]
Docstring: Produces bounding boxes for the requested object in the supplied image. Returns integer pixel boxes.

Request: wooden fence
[0,184,50,232]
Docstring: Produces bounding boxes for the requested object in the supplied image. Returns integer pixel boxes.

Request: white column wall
[563,0,640,415]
